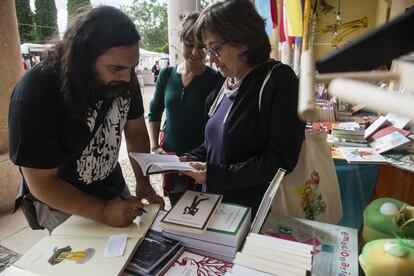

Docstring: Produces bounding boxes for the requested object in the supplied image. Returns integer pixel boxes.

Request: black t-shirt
[9,64,144,200]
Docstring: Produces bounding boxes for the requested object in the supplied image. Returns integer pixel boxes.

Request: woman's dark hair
[179,12,199,42]
[195,0,271,66]
[43,6,140,118]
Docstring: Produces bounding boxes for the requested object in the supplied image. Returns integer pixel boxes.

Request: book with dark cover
[124,244,184,276]
[127,229,180,274]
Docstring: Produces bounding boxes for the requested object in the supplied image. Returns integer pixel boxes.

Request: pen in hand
[109,188,147,214]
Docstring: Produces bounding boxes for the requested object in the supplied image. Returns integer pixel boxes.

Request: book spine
[334,141,368,147]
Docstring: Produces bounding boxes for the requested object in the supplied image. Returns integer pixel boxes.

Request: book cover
[338,147,387,164]
[370,126,411,140]
[162,251,232,276]
[13,205,160,276]
[330,147,346,160]
[385,113,410,129]
[129,152,196,175]
[364,115,389,139]
[250,168,286,234]
[369,131,411,154]
[123,244,185,276]
[161,190,222,234]
[309,121,336,133]
[126,229,180,273]
[261,216,359,276]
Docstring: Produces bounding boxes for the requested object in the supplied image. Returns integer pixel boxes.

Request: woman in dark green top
[148,13,221,205]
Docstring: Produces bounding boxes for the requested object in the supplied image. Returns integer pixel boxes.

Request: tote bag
[271,131,343,224]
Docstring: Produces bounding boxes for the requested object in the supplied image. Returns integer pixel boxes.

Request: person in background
[151,60,161,83]
[148,12,222,205]
[181,0,305,216]
[135,65,145,92]
[9,6,164,232]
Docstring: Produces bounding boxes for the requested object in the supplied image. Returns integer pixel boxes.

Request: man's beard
[98,81,131,100]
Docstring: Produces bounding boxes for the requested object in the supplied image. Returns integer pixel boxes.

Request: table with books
[312,115,414,230]
[2,170,361,276]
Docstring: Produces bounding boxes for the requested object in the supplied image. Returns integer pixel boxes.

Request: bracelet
[151,145,161,151]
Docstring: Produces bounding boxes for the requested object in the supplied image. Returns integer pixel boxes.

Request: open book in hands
[129,152,197,176]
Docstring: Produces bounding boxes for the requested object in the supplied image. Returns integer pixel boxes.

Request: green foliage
[15,0,35,43]
[33,0,58,43]
[67,0,91,18]
[123,0,168,54]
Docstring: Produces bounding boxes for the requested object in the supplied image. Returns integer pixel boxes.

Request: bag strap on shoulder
[258,62,282,112]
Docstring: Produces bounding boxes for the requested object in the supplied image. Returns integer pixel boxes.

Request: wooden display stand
[373,164,414,205]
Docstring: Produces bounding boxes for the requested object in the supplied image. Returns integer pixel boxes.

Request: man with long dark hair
[8,6,164,232]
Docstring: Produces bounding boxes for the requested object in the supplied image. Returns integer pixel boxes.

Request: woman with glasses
[181,0,305,217]
[148,13,221,206]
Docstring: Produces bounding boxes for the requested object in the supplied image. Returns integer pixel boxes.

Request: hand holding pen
[117,193,147,214]
[99,189,147,227]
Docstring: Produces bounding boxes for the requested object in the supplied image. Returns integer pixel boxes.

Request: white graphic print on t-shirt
[76,97,130,184]
[85,101,102,132]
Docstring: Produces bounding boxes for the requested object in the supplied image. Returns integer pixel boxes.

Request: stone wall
[0,0,24,213]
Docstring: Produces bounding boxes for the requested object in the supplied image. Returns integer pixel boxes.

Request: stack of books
[260,215,359,276]
[331,122,367,147]
[162,202,251,262]
[229,233,313,276]
[314,99,338,122]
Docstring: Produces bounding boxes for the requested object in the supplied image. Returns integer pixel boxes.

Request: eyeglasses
[202,42,226,57]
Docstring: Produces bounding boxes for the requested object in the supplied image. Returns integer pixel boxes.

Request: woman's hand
[136,184,165,209]
[151,145,166,155]
[179,155,192,162]
[181,162,207,184]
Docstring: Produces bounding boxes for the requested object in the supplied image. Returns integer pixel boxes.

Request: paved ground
[0,85,170,271]
[119,84,171,209]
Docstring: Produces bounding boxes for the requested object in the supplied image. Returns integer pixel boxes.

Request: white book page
[13,236,141,276]
[129,152,195,175]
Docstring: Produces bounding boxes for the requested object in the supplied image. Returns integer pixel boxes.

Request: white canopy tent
[139,48,169,70]
[20,43,54,55]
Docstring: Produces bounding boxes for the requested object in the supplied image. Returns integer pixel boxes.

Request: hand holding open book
[129,152,197,176]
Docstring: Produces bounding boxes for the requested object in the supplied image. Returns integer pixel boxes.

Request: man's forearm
[22,167,105,222]
[124,117,153,191]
